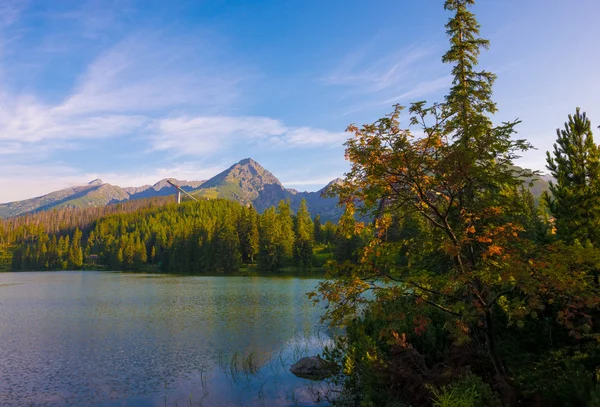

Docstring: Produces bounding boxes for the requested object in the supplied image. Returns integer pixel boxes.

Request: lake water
[0,271,333,407]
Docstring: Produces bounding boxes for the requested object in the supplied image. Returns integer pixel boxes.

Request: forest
[0,196,351,273]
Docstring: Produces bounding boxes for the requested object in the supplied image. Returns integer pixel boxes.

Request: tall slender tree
[545,108,600,245]
[294,199,314,267]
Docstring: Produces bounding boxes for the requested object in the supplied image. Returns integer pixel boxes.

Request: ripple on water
[0,271,331,407]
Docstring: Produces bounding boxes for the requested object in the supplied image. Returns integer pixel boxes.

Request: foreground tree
[315,0,600,404]
[545,108,600,245]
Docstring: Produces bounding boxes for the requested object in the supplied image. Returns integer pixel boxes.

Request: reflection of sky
[0,272,330,406]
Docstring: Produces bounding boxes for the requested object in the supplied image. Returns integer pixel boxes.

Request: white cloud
[149,115,348,156]
[380,75,452,105]
[285,127,348,146]
[149,116,286,155]
[281,178,338,187]
[58,33,241,116]
[0,163,86,202]
[0,96,148,142]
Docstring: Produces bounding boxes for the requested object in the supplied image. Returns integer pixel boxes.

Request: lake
[0,271,333,407]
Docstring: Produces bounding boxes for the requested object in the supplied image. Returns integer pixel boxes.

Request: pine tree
[239,206,259,263]
[545,108,600,245]
[294,199,314,267]
[215,217,241,271]
[69,228,84,268]
[313,214,323,244]
[276,200,294,265]
[258,207,281,270]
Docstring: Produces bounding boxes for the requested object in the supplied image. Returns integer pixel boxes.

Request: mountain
[286,178,342,221]
[0,180,129,218]
[0,178,204,219]
[0,159,344,221]
[191,158,343,219]
[193,158,289,212]
[0,158,552,221]
[124,179,205,200]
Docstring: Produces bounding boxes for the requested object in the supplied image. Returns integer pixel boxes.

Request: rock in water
[289,356,333,380]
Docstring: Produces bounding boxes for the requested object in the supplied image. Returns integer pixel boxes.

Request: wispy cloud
[323,46,433,93]
[0,28,244,154]
[0,0,27,28]
[281,178,339,187]
[380,75,452,105]
[322,42,450,117]
[58,33,242,116]
[149,115,348,156]
[340,75,452,116]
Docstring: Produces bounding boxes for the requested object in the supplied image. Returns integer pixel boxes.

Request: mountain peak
[320,178,343,192]
[88,179,104,186]
[196,158,285,210]
[237,158,256,166]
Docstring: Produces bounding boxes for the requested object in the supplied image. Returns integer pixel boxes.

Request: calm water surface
[0,271,332,406]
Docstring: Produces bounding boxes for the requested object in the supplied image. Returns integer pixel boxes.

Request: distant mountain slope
[0,180,124,218]
[124,179,205,200]
[288,178,342,221]
[0,158,551,221]
[0,178,204,218]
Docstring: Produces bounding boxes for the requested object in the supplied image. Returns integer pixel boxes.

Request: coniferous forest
[1,198,341,273]
[2,1,600,406]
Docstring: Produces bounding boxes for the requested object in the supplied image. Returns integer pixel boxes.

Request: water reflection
[0,272,331,406]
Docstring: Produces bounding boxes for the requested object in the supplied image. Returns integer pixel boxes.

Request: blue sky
[0,0,599,202]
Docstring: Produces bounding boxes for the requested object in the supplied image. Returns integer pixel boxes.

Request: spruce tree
[313,214,323,244]
[545,108,600,245]
[294,199,314,267]
[276,200,294,264]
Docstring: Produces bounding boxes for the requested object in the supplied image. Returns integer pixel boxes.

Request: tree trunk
[484,309,516,404]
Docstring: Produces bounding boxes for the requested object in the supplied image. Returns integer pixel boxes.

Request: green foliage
[4,197,333,273]
[545,107,600,245]
[313,1,600,406]
[431,371,501,407]
[294,199,314,268]
[512,346,600,406]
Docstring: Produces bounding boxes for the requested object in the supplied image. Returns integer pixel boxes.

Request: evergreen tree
[276,200,294,265]
[313,214,323,244]
[258,207,281,270]
[545,108,600,245]
[69,228,84,268]
[215,218,241,271]
[333,204,361,262]
[294,199,314,267]
[239,206,259,263]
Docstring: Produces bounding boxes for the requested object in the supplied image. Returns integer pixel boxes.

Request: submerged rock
[289,356,333,380]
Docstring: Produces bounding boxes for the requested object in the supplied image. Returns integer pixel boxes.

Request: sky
[0,0,599,203]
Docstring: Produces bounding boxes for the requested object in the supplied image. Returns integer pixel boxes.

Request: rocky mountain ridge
[0,159,344,220]
[0,159,551,221]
